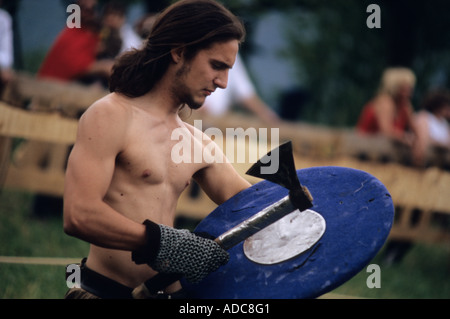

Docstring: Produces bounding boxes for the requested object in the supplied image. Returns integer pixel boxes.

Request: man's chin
[186,98,205,110]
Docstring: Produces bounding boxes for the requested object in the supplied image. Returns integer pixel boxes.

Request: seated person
[413,89,450,166]
[357,67,418,146]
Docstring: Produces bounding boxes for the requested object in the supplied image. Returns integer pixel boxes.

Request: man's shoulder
[83,93,131,118]
[182,121,213,141]
[78,94,133,136]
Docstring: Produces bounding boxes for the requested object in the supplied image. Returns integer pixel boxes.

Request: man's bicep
[64,106,123,201]
[65,142,116,201]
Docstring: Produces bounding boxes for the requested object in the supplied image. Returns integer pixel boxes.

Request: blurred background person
[100,1,142,55]
[97,3,123,61]
[0,0,14,95]
[412,89,450,167]
[37,0,113,85]
[80,0,140,87]
[356,67,418,147]
[134,13,158,40]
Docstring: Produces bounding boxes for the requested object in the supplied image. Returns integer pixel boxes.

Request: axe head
[246,141,313,211]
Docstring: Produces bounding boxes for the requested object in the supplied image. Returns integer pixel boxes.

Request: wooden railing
[1,72,449,246]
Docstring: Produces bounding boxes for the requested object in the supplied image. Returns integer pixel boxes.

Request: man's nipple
[141,169,151,178]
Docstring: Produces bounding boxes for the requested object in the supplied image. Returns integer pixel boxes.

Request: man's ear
[170,47,184,64]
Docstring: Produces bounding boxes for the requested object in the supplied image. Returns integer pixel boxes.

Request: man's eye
[212,62,227,70]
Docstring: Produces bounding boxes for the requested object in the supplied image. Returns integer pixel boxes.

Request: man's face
[172,40,239,110]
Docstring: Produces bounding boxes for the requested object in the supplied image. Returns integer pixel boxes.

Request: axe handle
[214,195,296,250]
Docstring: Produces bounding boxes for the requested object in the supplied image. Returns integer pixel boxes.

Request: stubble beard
[173,62,204,110]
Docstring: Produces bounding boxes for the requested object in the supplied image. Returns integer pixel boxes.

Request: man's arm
[193,137,251,205]
[63,100,146,251]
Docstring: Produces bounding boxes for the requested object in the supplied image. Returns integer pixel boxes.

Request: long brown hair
[109,0,246,97]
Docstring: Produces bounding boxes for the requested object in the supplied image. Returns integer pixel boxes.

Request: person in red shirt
[357,67,417,146]
[38,0,113,83]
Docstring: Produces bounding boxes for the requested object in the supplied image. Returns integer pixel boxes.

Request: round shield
[182,166,394,299]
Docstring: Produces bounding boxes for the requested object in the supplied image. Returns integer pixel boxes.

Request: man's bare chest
[115,128,201,195]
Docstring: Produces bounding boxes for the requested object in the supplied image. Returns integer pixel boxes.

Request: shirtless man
[63,0,250,299]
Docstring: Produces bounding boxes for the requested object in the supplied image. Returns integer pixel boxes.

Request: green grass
[1,264,67,298]
[0,189,88,298]
[332,244,450,299]
[0,190,88,257]
[0,189,449,299]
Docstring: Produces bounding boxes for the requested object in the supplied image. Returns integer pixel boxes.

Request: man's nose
[214,71,228,89]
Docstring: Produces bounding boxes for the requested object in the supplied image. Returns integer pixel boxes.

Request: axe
[132,140,313,299]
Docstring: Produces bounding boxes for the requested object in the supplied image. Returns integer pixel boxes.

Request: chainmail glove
[132,220,229,283]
